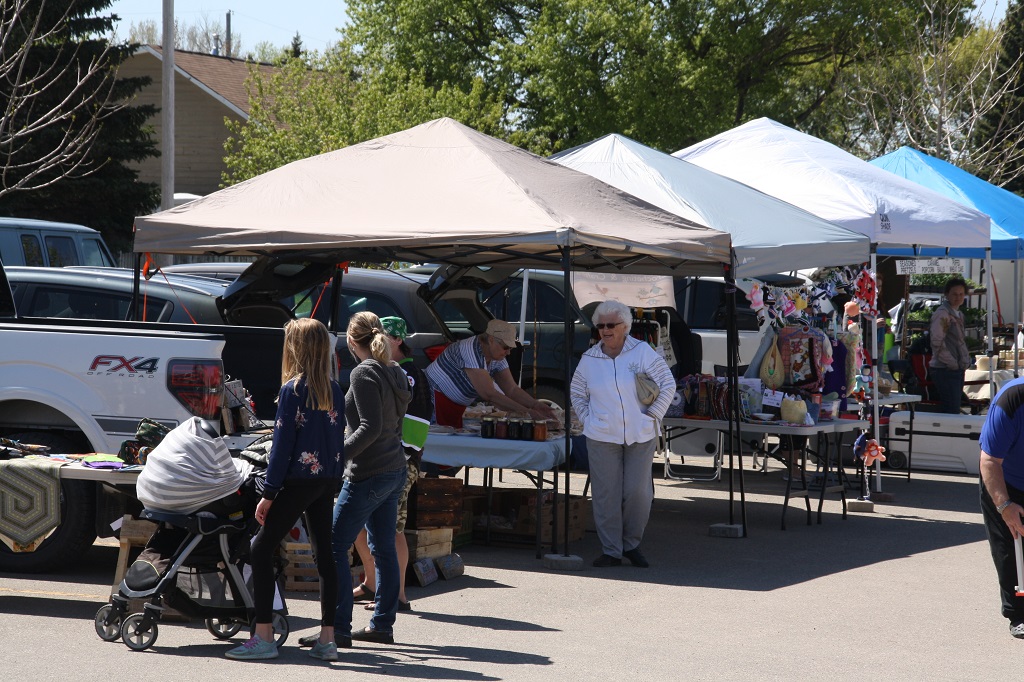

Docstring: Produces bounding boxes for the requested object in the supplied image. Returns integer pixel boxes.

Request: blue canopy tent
[870,147,1024,261]
[870,146,1024,383]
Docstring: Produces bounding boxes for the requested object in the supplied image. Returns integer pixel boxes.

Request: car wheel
[530,385,567,412]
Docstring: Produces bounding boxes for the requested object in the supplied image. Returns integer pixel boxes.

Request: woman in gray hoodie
[327,311,411,647]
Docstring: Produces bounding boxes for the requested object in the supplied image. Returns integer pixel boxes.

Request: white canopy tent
[134,118,731,276]
[674,118,990,248]
[551,133,870,279]
[676,118,992,496]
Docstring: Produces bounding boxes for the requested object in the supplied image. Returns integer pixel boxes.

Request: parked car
[7,266,230,324]
[0,217,116,268]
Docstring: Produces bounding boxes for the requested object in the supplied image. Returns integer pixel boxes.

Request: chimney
[211,32,220,56]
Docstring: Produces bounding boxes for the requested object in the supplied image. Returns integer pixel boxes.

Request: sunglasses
[595,322,622,330]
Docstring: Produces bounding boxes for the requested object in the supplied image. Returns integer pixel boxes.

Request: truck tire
[0,432,97,573]
[531,385,567,412]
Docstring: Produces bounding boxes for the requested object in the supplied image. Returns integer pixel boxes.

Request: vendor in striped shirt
[425,319,558,428]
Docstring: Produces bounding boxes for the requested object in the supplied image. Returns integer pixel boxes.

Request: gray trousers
[586,437,656,558]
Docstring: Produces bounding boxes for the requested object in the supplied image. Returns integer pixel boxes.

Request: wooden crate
[520,494,589,542]
[282,541,362,592]
[282,541,319,592]
[406,525,454,560]
[407,477,464,529]
[405,527,452,549]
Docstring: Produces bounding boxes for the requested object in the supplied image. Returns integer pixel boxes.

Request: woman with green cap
[349,316,432,611]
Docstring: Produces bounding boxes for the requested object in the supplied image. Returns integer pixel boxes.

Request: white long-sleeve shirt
[570,335,676,446]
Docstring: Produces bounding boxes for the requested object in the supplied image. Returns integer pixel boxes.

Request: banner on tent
[571,272,676,310]
[895,258,965,276]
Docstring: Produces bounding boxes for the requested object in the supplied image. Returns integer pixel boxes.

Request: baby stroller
[94,418,289,650]
[93,488,290,651]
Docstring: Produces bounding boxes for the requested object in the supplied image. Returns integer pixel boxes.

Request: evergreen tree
[0,0,158,254]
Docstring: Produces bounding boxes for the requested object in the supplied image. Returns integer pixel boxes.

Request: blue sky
[107,1,350,53]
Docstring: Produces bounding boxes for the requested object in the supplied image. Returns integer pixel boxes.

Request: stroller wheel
[121,613,159,650]
[94,604,122,642]
[206,618,242,640]
[250,611,289,647]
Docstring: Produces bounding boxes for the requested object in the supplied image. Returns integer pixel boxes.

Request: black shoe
[298,632,353,648]
[1010,621,1024,639]
[592,554,622,567]
[351,626,394,644]
[623,547,650,568]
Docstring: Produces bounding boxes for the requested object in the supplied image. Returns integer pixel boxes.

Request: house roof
[142,45,278,118]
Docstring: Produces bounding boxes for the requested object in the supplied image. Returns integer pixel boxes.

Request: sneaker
[1010,621,1024,639]
[623,547,650,568]
[298,632,352,648]
[592,554,622,568]
[308,640,339,661]
[225,635,278,661]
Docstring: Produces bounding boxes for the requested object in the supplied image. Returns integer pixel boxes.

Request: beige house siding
[119,51,248,197]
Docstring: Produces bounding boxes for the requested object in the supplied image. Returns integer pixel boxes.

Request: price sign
[895,258,966,275]
[762,389,784,408]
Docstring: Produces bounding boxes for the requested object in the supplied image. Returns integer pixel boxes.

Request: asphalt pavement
[0,462,1016,681]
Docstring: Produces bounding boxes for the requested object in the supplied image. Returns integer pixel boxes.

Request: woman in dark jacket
[329,311,411,645]
[350,316,432,612]
[227,318,344,662]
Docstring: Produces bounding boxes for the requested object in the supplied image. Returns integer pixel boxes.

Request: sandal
[352,583,375,602]
[363,600,412,612]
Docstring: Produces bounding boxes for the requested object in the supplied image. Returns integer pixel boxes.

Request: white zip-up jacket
[570,335,676,446]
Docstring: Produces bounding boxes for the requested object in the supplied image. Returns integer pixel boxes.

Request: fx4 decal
[88,356,160,375]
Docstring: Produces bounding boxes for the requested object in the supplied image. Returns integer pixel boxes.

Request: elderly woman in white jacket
[570,300,675,568]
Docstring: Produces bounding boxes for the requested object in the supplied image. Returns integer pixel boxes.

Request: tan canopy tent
[132,118,748,541]
[132,118,731,275]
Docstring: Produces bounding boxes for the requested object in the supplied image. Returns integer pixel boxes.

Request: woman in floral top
[227,318,344,662]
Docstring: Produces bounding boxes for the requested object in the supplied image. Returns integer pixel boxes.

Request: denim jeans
[930,367,965,414]
[332,467,406,635]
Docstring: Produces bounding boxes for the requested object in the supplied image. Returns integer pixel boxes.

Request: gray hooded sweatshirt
[344,358,413,481]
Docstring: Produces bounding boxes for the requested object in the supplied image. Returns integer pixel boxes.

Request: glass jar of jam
[494,418,509,440]
[519,419,534,440]
[507,418,521,441]
[480,417,496,439]
[533,420,548,441]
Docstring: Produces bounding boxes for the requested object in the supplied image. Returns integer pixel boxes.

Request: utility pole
[225,11,232,58]
[161,0,174,213]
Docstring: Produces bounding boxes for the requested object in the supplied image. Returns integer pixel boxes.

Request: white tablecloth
[963,369,1015,401]
[422,434,567,471]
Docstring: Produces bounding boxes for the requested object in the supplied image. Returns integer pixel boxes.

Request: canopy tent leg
[872,251,883,494]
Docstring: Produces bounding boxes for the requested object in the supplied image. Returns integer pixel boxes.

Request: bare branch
[0,0,127,198]
[837,0,1024,186]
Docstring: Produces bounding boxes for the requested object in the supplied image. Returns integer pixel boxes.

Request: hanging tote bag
[759,340,785,390]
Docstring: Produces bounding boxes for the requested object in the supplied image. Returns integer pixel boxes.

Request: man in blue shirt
[980,376,1024,639]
